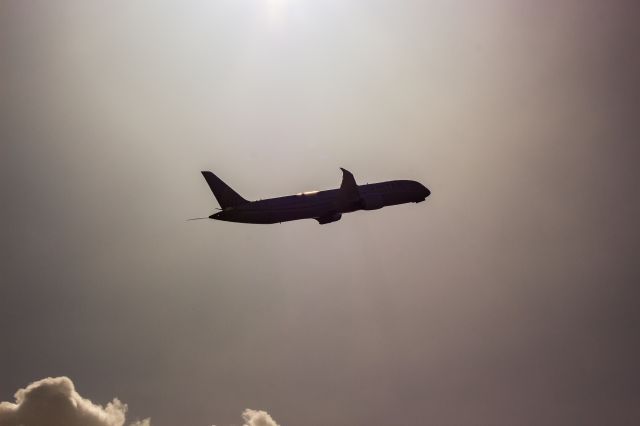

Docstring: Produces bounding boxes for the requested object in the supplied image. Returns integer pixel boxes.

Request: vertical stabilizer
[201,171,248,209]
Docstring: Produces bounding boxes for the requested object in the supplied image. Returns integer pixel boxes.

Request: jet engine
[360,193,385,210]
[316,212,342,224]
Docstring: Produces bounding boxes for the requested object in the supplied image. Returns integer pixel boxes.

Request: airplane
[197,168,430,225]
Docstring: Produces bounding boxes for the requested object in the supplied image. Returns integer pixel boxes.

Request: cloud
[0,377,149,426]
[242,409,280,426]
[0,377,279,426]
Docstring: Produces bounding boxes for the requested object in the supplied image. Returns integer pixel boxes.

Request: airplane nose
[420,184,430,198]
[414,184,430,202]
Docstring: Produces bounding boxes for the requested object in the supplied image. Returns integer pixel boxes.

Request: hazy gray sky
[2,1,639,425]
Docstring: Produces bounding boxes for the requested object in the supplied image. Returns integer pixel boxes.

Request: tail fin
[201,171,248,209]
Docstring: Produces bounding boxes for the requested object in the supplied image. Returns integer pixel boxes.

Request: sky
[1,1,639,425]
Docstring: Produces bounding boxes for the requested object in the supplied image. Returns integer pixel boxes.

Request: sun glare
[266,0,287,27]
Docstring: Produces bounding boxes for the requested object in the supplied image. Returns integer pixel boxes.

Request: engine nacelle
[316,212,342,224]
[360,193,385,210]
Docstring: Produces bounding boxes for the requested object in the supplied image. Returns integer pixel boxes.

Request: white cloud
[242,409,280,426]
[0,376,150,426]
[0,377,280,426]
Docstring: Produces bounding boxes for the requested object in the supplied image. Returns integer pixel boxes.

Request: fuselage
[210,180,430,224]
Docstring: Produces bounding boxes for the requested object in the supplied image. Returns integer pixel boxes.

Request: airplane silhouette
[198,168,430,225]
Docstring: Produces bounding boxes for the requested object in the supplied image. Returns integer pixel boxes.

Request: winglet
[338,168,360,202]
[340,168,357,189]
